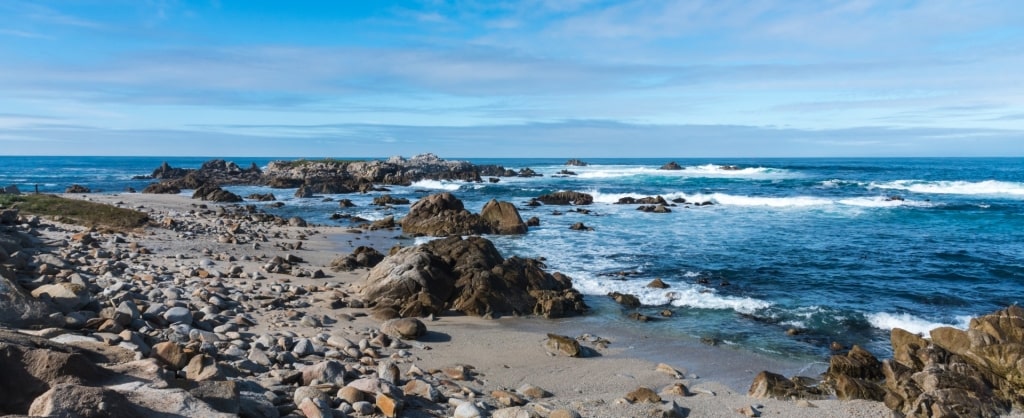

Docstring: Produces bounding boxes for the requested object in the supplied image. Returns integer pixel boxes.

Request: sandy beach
[0,192,895,417]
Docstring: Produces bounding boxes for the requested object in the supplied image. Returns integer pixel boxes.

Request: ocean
[3,155,1023,362]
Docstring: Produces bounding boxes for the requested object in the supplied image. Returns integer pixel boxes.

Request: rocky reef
[750,305,1024,417]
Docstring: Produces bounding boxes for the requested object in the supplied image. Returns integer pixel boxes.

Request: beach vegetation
[0,194,149,231]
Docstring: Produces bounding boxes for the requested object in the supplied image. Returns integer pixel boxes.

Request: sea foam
[410,180,463,191]
[572,275,772,315]
[869,180,1024,198]
[866,312,973,335]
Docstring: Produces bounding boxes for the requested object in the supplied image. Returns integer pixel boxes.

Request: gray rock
[294,386,330,406]
[292,338,317,357]
[163,306,193,324]
[454,402,483,418]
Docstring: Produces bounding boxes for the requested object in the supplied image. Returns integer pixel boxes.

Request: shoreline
[22,191,897,417]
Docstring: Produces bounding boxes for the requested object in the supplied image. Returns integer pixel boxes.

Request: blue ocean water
[3,156,1023,360]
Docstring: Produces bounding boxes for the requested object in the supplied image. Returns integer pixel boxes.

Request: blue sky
[0,0,1021,157]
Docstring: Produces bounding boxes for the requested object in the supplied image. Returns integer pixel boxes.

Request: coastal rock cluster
[400,193,527,236]
[751,306,1024,417]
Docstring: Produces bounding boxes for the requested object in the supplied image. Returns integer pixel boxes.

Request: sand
[59,192,895,417]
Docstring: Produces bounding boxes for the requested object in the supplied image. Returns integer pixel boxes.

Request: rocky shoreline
[1,176,1022,417]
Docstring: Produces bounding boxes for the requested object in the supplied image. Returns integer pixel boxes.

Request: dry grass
[0,194,149,231]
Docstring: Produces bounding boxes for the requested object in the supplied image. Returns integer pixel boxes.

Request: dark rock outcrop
[142,183,181,195]
[752,307,1024,418]
[400,193,526,237]
[192,184,243,203]
[64,185,91,194]
[372,195,410,206]
[660,161,683,170]
[360,236,587,318]
[536,191,593,205]
[565,159,589,167]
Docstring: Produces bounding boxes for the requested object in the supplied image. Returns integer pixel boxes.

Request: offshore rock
[536,191,594,205]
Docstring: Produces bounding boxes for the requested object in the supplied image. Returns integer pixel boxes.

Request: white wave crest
[709,193,831,207]
[869,180,1024,197]
[866,312,972,335]
[572,276,772,315]
[410,180,463,191]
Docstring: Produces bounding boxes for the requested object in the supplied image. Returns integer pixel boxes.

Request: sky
[0,0,1022,158]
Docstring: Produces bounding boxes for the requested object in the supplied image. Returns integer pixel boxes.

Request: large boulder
[360,236,586,318]
[400,193,489,236]
[400,193,526,236]
[479,199,527,234]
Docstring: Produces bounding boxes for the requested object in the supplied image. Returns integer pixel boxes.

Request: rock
[24,384,125,418]
[330,246,385,271]
[338,386,364,404]
[163,306,193,324]
[30,282,91,313]
[151,341,189,370]
[380,317,427,340]
[403,378,442,402]
[246,193,276,201]
[737,405,761,417]
[479,199,527,234]
[656,363,684,379]
[192,184,243,203]
[401,193,524,236]
[377,360,401,385]
[376,392,402,417]
[294,386,330,406]
[535,191,594,205]
[662,383,690,396]
[288,216,308,227]
[526,216,540,227]
[647,278,669,289]
[184,354,224,381]
[831,374,885,401]
[569,222,593,231]
[188,380,240,414]
[517,383,552,399]
[372,194,410,206]
[298,397,333,418]
[609,292,641,308]
[565,159,588,166]
[549,410,582,418]
[659,161,683,170]
[142,183,182,194]
[0,268,56,327]
[748,371,820,400]
[492,389,526,407]
[301,360,347,387]
[546,333,582,357]
[625,387,661,403]
[493,407,538,418]
[454,402,483,418]
[64,184,92,194]
[826,345,883,381]
[360,235,586,318]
